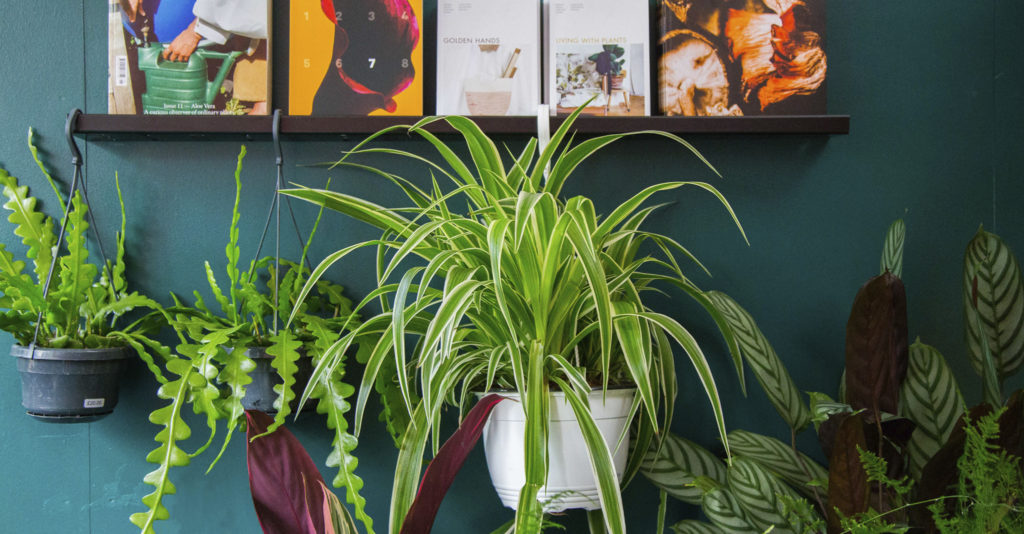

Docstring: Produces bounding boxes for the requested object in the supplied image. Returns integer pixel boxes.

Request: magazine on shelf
[544,0,650,116]
[108,0,272,115]
[657,0,827,116]
[436,0,541,116]
[288,0,423,116]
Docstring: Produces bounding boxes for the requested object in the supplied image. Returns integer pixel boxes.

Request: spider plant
[284,107,747,533]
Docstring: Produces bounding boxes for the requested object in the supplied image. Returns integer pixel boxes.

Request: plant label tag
[83,398,106,409]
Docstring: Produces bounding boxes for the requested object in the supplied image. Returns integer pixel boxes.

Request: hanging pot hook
[65,108,83,166]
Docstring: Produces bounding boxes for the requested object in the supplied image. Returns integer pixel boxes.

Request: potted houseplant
[590,44,627,89]
[0,130,171,422]
[129,146,372,534]
[284,107,749,533]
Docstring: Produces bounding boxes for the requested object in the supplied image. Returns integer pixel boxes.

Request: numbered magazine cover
[436,0,540,116]
[657,0,826,116]
[108,0,271,115]
[288,0,422,116]
[545,0,650,116]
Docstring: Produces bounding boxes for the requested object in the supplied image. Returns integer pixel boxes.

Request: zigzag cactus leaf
[262,330,302,436]
[130,359,194,534]
[901,340,963,480]
[963,226,1024,382]
[707,291,810,432]
[56,193,97,328]
[640,432,727,505]
[0,167,56,285]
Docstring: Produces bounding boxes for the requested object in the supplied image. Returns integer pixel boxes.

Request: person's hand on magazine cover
[162,18,201,62]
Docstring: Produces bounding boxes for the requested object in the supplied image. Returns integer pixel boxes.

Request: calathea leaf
[700,486,760,534]
[825,412,869,533]
[707,291,810,432]
[640,432,727,505]
[726,456,800,533]
[844,272,909,417]
[963,226,1024,383]
[879,219,905,278]
[727,429,828,494]
[901,340,963,480]
[670,520,727,534]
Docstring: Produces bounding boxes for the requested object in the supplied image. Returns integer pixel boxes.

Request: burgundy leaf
[246,409,328,534]
[827,412,869,534]
[845,272,909,416]
[400,394,506,534]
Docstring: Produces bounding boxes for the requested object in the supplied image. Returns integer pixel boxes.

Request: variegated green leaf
[880,219,905,278]
[963,226,1024,381]
[901,340,963,480]
[701,487,760,534]
[707,291,810,432]
[670,520,726,534]
[640,432,726,505]
[727,430,828,494]
[726,457,800,534]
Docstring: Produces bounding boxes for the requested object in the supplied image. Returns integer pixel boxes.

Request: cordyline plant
[130,147,368,534]
[0,129,169,362]
[283,107,749,533]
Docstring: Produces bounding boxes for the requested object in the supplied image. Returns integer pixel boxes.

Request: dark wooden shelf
[74,113,849,139]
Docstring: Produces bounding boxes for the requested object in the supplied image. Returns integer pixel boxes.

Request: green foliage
[930,409,1024,533]
[133,148,367,533]
[0,135,171,369]
[879,219,905,279]
[284,108,748,533]
[963,227,1024,392]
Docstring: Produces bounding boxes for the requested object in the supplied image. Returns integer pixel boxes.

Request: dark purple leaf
[399,394,506,534]
[845,272,909,416]
[827,412,869,533]
[246,409,327,534]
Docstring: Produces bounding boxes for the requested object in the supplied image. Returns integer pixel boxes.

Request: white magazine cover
[436,0,540,116]
[544,0,650,116]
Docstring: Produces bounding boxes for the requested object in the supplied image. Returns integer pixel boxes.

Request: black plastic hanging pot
[240,346,313,414]
[11,344,130,423]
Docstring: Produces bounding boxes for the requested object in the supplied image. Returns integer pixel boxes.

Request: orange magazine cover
[289,0,423,116]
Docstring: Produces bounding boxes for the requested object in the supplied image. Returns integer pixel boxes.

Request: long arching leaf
[707,291,810,432]
[640,432,726,505]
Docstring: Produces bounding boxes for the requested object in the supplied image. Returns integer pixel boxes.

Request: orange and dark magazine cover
[289,0,423,116]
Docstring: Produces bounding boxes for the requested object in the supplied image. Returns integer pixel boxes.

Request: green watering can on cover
[137,44,242,114]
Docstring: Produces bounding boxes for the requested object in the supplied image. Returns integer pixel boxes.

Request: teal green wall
[2,2,1022,532]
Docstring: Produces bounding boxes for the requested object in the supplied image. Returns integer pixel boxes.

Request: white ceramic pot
[480,388,635,512]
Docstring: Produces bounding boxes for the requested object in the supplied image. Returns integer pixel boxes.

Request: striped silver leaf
[701,487,760,534]
[727,457,799,534]
[728,430,828,494]
[880,219,905,278]
[670,519,727,534]
[707,291,810,432]
[640,433,727,505]
[963,227,1024,381]
[902,340,963,480]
